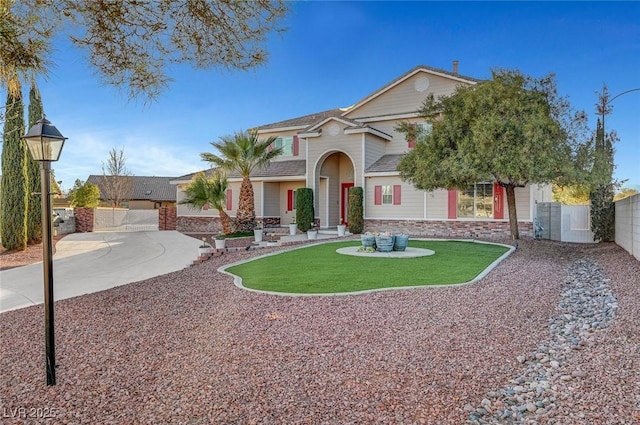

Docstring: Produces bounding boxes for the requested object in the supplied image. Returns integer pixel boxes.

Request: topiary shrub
[296,188,314,232]
[348,186,364,234]
[590,183,615,242]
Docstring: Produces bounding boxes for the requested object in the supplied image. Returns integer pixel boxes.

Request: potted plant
[214,234,226,249]
[393,233,409,251]
[254,220,264,242]
[198,237,211,256]
[375,231,394,252]
[361,231,376,250]
[307,222,318,240]
[337,217,346,237]
[288,217,297,236]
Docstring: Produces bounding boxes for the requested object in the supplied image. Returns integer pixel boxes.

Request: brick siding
[159,207,177,231]
[74,207,94,232]
[364,219,533,239]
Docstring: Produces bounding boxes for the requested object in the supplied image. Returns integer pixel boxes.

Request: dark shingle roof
[366,154,405,173]
[173,160,307,182]
[253,108,346,131]
[87,175,177,202]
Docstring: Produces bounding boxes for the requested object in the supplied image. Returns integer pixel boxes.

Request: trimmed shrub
[348,186,364,234]
[296,188,314,232]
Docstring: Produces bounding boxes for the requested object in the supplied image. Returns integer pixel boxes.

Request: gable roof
[343,64,480,118]
[254,64,480,133]
[254,108,346,132]
[87,175,177,202]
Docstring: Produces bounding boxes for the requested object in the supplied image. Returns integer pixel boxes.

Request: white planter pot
[289,223,297,236]
[214,239,226,249]
[307,230,318,240]
[337,224,346,237]
[198,247,210,256]
[254,229,264,242]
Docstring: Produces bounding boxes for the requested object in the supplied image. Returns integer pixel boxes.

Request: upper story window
[273,136,299,157]
[458,183,493,218]
[407,122,432,148]
[382,185,393,204]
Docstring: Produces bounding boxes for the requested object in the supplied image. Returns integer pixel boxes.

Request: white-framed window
[382,185,393,204]
[274,136,294,156]
[458,183,493,218]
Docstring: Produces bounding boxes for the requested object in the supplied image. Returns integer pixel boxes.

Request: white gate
[94,208,159,232]
[560,205,595,243]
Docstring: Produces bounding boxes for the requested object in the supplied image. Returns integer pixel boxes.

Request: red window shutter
[493,183,504,219]
[393,185,401,205]
[226,189,232,211]
[447,189,457,219]
[287,189,293,211]
[293,135,299,156]
[408,123,416,148]
[374,186,382,205]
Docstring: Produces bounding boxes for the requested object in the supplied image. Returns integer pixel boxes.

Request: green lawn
[224,240,511,294]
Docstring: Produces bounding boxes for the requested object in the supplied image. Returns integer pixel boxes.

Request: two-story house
[173,64,549,237]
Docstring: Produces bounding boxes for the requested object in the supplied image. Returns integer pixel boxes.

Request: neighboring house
[172,64,551,237]
[87,175,177,209]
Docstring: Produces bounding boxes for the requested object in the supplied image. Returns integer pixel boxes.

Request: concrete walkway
[0,231,202,313]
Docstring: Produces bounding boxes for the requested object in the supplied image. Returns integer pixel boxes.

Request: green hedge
[296,188,314,232]
[348,186,364,234]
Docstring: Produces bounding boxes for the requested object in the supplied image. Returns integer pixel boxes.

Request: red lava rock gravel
[0,240,638,424]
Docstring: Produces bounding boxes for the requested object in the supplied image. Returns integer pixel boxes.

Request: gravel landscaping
[1,239,638,424]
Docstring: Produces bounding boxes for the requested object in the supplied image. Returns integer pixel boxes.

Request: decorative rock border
[467,258,618,424]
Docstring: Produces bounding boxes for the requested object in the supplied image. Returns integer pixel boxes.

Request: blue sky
[15,1,640,192]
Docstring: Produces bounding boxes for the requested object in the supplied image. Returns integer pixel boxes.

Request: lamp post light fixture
[22,116,67,386]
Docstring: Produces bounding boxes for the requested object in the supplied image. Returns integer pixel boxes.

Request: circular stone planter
[336,246,435,258]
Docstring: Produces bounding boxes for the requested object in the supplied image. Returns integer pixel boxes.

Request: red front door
[341,183,354,225]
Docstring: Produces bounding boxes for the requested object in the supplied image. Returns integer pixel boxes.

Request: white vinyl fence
[94,208,159,232]
[615,193,640,260]
[536,203,595,243]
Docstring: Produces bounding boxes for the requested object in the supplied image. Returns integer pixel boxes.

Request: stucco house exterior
[172,64,551,238]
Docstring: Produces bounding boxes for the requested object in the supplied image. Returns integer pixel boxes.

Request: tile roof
[87,175,177,202]
[365,154,405,173]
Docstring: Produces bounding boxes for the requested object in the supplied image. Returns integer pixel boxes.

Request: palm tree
[201,130,281,232]
[179,171,233,234]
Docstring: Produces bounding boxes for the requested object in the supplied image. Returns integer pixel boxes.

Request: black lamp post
[22,116,67,386]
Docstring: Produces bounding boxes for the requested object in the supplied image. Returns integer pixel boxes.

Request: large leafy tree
[26,81,43,242]
[0,80,27,250]
[398,70,587,240]
[179,171,233,234]
[201,130,280,233]
[67,179,100,208]
[1,0,288,102]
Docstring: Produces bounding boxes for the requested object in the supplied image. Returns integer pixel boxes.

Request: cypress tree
[26,82,44,242]
[0,82,28,250]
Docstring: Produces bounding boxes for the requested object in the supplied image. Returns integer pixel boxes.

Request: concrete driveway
[0,231,202,313]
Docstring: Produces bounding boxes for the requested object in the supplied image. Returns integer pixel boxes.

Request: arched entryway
[314,151,355,228]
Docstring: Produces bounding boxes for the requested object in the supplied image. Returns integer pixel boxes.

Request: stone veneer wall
[74,207,94,232]
[177,216,281,233]
[159,207,177,231]
[364,219,533,239]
